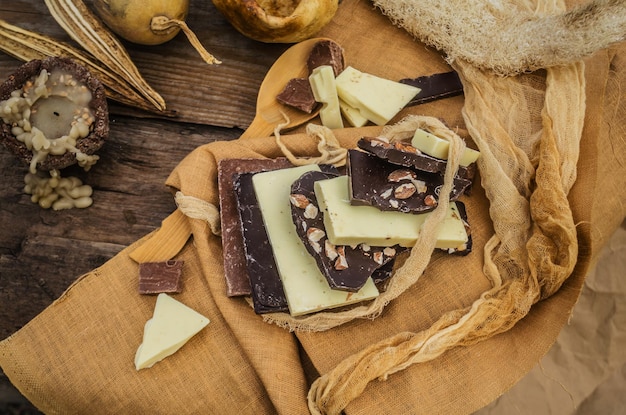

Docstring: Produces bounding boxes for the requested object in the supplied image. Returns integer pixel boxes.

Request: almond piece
[394,183,417,199]
[289,193,310,209]
[388,169,417,182]
[424,194,438,206]
[304,203,319,219]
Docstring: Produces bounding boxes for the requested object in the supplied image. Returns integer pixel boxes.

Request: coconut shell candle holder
[0,56,108,173]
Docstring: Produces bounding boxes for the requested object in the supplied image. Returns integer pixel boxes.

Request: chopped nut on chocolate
[414,179,428,193]
[307,227,326,242]
[388,169,417,182]
[393,141,419,154]
[334,247,349,270]
[325,240,338,261]
[370,137,392,148]
[307,227,326,254]
[394,182,417,199]
[424,194,438,206]
[304,203,319,219]
[358,136,477,182]
[348,149,470,213]
[291,169,403,292]
[290,193,310,209]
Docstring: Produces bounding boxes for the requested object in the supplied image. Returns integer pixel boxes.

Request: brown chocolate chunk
[217,158,292,297]
[290,169,406,292]
[234,172,289,314]
[400,71,464,106]
[357,136,476,182]
[277,39,345,113]
[348,149,471,214]
[306,39,345,76]
[138,260,184,294]
[0,57,108,171]
[276,78,318,113]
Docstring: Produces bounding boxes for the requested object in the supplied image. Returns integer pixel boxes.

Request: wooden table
[3,2,626,414]
[0,0,290,408]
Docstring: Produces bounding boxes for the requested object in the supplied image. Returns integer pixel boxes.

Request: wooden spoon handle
[239,115,276,140]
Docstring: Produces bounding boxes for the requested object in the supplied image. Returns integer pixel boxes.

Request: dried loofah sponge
[373,0,626,75]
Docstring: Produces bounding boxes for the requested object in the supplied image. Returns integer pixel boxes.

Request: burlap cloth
[2,0,626,414]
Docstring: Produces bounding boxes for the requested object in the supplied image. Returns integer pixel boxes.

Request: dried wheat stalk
[43,0,166,111]
[0,19,166,114]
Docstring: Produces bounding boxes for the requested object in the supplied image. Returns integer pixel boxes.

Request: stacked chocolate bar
[217,130,478,317]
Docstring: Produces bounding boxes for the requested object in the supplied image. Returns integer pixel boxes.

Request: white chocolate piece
[335,66,420,126]
[252,166,379,316]
[309,65,343,129]
[135,293,210,370]
[411,129,480,166]
[436,203,471,249]
[339,98,368,127]
[314,176,468,248]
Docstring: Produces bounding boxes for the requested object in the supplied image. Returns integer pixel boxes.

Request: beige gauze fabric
[2,0,626,414]
[303,1,613,413]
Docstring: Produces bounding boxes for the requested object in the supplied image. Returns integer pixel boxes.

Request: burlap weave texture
[2,1,626,414]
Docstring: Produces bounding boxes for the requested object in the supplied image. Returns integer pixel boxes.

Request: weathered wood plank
[0,0,290,127]
[0,116,240,338]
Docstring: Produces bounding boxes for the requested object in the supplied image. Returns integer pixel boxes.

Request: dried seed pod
[92,0,220,64]
[44,0,166,111]
[212,0,339,43]
[0,19,163,113]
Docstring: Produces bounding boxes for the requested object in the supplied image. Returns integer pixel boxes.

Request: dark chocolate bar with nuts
[290,169,406,292]
[357,136,476,182]
[348,149,471,214]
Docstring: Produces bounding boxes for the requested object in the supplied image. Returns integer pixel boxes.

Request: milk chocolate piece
[138,260,184,294]
[234,173,289,314]
[276,78,319,113]
[277,39,345,113]
[401,71,464,106]
[290,170,405,292]
[348,149,471,213]
[307,39,345,76]
[217,158,292,297]
[357,136,476,181]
